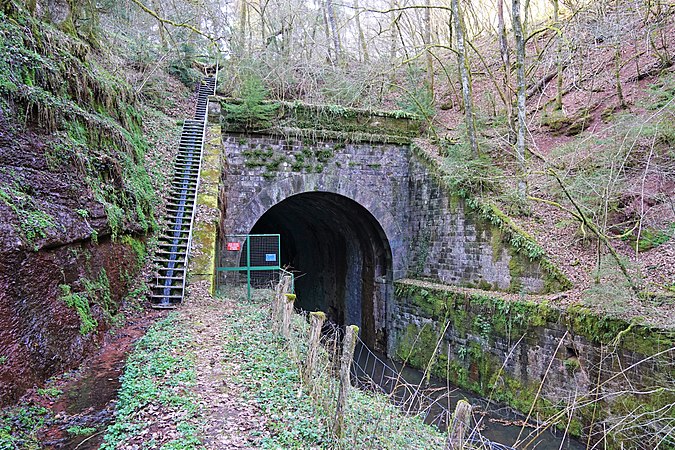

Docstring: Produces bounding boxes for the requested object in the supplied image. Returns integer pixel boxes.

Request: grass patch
[220,294,446,449]
[100,314,202,449]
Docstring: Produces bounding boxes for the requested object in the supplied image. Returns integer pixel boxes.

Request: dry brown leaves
[178,282,270,449]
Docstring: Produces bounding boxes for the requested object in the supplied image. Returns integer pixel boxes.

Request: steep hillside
[414,4,675,328]
[0,3,191,405]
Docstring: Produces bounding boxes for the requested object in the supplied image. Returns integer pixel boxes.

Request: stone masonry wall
[219,131,557,293]
[220,133,412,278]
[391,279,675,447]
[407,156,552,293]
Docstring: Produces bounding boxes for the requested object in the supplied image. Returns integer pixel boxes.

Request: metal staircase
[149,75,216,308]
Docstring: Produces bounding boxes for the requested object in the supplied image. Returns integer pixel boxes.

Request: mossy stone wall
[189,120,223,294]
[218,98,423,142]
[391,279,675,447]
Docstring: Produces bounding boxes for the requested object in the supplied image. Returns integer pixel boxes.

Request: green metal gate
[216,234,291,299]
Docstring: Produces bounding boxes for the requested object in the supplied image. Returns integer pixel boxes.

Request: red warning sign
[227,242,241,251]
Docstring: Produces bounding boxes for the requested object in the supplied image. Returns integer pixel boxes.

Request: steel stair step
[152,282,182,289]
[155,250,186,256]
[158,243,188,249]
[159,235,189,240]
[159,229,190,235]
[156,269,185,275]
[154,275,185,281]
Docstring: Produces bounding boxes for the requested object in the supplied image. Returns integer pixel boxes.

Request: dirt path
[181,282,269,449]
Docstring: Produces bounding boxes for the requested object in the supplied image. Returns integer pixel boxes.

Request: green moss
[394,323,439,371]
[220,97,422,142]
[394,280,675,444]
[82,268,116,318]
[0,181,61,250]
[120,235,146,269]
[410,143,572,293]
[59,284,97,335]
[0,10,158,243]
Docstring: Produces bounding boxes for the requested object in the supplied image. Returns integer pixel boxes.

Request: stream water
[38,311,164,449]
[352,341,585,449]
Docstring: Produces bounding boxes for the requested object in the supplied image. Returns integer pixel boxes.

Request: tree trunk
[614,44,626,108]
[238,0,248,55]
[325,0,340,65]
[553,0,563,110]
[150,0,167,51]
[321,0,333,62]
[497,0,515,140]
[389,0,398,62]
[258,0,271,50]
[353,0,369,63]
[424,0,434,95]
[512,0,528,199]
[451,0,479,156]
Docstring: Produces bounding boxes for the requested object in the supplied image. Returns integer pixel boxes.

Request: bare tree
[512,0,527,198]
[452,0,479,156]
[325,0,341,64]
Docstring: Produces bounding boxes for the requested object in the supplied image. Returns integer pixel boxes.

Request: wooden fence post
[303,311,326,386]
[281,293,296,338]
[446,399,472,450]
[273,275,291,331]
[334,324,358,439]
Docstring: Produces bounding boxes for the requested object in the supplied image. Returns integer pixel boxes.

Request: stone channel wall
[391,279,675,446]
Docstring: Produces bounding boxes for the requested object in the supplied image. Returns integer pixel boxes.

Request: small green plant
[632,224,674,252]
[223,76,279,131]
[37,387,62,400]
[82,269,116,318]
[0,356,7,365]
[563,358,580,372]
[59,284,97,335]
[67,425,97,436]
[167,42,201,88]
[457,345,468,360]
[473,315,492,340]
[440,142,502,196]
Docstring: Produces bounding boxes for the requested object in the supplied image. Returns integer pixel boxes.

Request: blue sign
[265,253,277,262]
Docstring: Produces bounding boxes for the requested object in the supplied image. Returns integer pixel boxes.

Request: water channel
[351,340,585,450]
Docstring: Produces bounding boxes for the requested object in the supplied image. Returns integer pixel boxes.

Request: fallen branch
[541,168,639,293]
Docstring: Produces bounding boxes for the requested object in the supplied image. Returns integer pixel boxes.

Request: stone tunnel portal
[249,192,393,352]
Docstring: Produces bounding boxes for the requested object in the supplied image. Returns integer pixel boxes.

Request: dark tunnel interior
[248,192,392,351]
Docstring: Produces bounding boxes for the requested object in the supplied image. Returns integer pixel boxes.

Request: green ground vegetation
[222,293,447,449]
[0,404,50,449]
[0,6,158,244]
[101,314,201,449]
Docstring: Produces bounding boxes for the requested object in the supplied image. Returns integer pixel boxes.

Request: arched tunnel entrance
[249,192,392,352]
